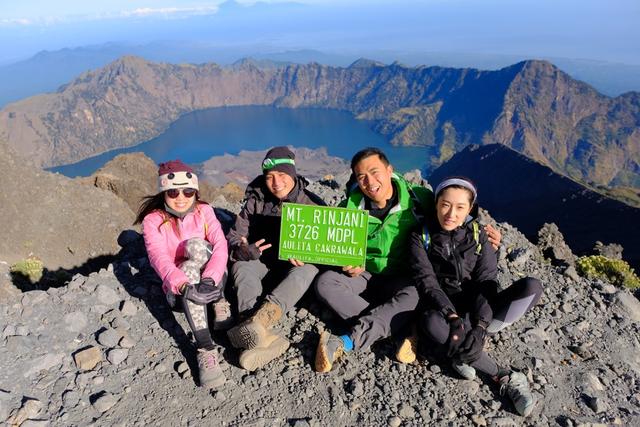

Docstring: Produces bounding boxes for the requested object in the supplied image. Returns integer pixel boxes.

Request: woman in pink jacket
[135,159,229,389]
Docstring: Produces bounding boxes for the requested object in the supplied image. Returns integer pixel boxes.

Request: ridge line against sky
[1,0,639,66]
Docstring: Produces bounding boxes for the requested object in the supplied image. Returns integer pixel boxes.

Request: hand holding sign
[342,265,365,277]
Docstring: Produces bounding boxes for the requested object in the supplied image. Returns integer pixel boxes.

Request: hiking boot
[315,331,344,373]
[395,333,418,364]
[212,299,233,330]
[238,333,290,371]
[196,348,226,389]
[499,371,535,417]
[452,361,477,380]
[227,301,282,350]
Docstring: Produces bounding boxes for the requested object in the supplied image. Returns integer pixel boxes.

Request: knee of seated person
[231,260,252,275]
[295,263,319,277]
[419,309,446,335]
[313,271,338,300]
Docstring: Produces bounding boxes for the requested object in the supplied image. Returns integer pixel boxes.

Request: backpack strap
[472,221,482,255]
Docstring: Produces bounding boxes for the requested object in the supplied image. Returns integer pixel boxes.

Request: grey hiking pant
[314,269,419,351]
[166,238,228,350]
[231,259,318,315]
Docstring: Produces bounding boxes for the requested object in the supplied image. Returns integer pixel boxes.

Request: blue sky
[1,0,639,65]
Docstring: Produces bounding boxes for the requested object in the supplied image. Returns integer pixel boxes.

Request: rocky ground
[1,171,640,427]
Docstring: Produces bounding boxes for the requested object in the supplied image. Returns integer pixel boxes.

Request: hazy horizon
[2,0,639,66]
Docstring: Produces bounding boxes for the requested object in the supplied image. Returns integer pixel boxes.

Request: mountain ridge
[429,144,640,268]
[0,56,637,203]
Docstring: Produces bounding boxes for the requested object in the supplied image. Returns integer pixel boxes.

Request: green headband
[262,158,295,170]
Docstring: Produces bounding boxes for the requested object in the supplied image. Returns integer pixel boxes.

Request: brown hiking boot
[196,348,226,389]
[227,301,283,350]
[396,326,418,364]
[238,333,290,371]
[212,298,233,331]
[315,331,344,373]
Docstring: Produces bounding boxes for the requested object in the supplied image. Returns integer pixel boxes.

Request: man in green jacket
[314,147,434,372]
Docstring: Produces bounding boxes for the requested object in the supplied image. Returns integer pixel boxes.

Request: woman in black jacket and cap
[409,176,543,417]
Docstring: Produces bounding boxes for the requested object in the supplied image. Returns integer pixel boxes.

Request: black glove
[458,325,487,364]
[446,317,465,357]
[183,277,222,305]
[233,243,261,261]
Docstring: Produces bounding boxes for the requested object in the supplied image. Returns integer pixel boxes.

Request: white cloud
[0,18,33,26]
[120,6,220,18]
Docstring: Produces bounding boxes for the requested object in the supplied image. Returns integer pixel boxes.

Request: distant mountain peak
[348,58,384,69]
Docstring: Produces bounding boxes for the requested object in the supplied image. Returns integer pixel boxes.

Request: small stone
[97,328,122,347]
[2,325,16,337]
[74,346,102,370]
[6,398,42,426]
[96,284,120,305]
[119,335,136,349]
[20,419,50,427]
[563,266,580,281]
[110,317,130,330]
[91,391,118,413]
[176,361,189,375]
[64,311,88,333]
[62,390,81,408]
[461,381,480,395]
[15,325,29,336]
[24,353,65,378]
[107,348,129,365]
[214,391,227,402]
[471,414,487,426]
[296,308,308,319]
[561,303,573,313]
[600,284,617,294]
[587,396,608,413]
[120,300,138,317]
[525,327,550,343]
[614,292,640,322]
[93,376,105,385]
[154,363,167,373]
[398,404,415,419]
[489,417,518,426]
[387,415,402,427]
[348,379,364,397]
[429,364,441,374]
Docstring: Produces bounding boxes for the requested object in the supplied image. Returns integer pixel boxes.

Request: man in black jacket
[226,146,325,371]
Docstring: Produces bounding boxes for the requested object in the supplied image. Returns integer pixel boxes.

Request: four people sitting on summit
[139,146,542,417]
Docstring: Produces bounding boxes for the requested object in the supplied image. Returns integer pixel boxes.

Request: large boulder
[537,222,576,267]
[79,153,245,214]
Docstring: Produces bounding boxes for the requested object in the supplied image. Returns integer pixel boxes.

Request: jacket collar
[346,173,411,216]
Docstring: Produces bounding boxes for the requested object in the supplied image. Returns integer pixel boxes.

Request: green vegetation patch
[576,255,640,290]
[10,256,44,284]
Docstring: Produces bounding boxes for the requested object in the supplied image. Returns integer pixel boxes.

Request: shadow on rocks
[112,229,200,385]
[10,254,115,292]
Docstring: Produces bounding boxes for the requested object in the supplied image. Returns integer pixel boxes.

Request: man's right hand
[342,265,364,277]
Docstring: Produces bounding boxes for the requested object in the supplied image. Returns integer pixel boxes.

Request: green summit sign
[279,203,369,267]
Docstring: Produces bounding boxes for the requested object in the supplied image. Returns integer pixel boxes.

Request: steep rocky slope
[0,57,637,200]
[1,184,639,426]
[0,142,134,270]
